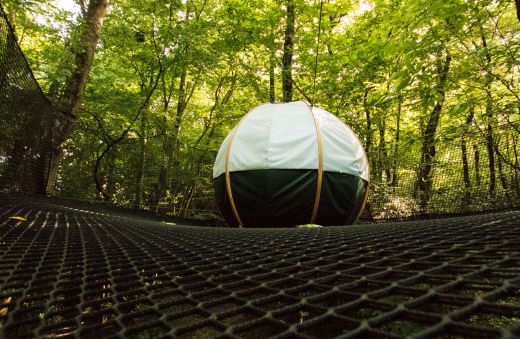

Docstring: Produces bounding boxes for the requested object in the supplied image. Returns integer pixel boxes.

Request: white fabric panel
[213,101,369,182]
[313,107,370,181]
[227,104,273,174]
[213,129,233,178]
[267,102,317,170]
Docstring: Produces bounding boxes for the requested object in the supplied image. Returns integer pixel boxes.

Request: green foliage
[6,0,520,218]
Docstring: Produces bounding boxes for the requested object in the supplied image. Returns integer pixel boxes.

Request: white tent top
[213,101,369,181]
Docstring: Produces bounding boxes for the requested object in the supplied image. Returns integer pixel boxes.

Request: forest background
[2,0,519,220]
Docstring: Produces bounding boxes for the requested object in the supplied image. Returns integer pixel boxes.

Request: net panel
[364,132,520,220]
[0,5,69,195]
[1,194,519,338]
[55,128,520,222]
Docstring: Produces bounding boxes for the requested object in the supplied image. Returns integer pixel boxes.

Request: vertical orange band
[224,104,269,228]
[305,102,323,224]
[354,182,370,223]
[225,125,244,228]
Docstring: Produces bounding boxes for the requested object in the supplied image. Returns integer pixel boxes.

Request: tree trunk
[181,183,196,217]
[378,118,390,183]
[497,152,508,191]
[461,109,474,205]
[93,146,116,202]
[282,0,294,102]
[497,152,511,206]
[154,67,188,212]
[417,50,451,210]
[480,29,496,196]
[363,88,372,164]
[461,138,470,203]
[44,0,108,194]
[485,92,496,195]
[391,97,401,187]
[269,47,276,103]
[134,110,148,209]
[93,147,109,201]
[105,148,117,200]
[513,135,519,195]
[515,0,520,21]
[474,144,481,186]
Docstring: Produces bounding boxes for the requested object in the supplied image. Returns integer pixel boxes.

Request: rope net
[0,5,71,196]
[1,195,519,338]
[1,6,520,338]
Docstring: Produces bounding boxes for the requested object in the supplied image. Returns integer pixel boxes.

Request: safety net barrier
[1,194,520,338]
[0,5,70,196]
[364,132,520,220]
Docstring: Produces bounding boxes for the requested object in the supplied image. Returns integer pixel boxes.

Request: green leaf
[396,75,411,92]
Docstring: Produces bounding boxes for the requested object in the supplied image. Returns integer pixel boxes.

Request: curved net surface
[1,194,519,338]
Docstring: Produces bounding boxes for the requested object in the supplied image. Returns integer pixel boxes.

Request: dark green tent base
[214,169,368,228]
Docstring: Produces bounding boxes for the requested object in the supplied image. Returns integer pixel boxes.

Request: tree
[45,0,108,193]
[5,0,518,219]
[282,0,295,102]
[417,48,452,210]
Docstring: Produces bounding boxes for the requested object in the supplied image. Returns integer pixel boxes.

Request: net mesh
[1,194,519,338]
[1,6,520,337]
[365,133,520,220]
[0,5,70,195]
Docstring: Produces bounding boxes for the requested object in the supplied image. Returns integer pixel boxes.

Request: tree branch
[93,64,163,200]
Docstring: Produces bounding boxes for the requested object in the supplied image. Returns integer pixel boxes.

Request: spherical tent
[213,101,369,228]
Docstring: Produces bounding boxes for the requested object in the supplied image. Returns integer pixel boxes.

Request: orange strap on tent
[355,183,370,223]
[306,103,323,224]
[225,125,244,228]
[224,104,268,228]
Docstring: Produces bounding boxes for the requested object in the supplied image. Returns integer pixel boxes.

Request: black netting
[1,194,519,338]
[0,5,71,195]
[364,132,520,220]
[1,5,520,337]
